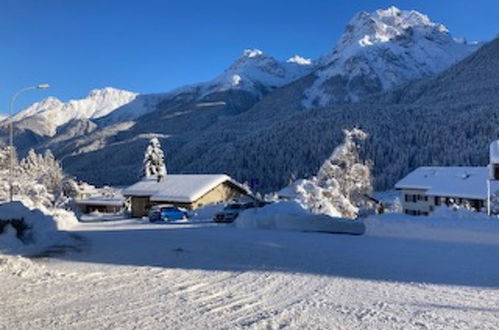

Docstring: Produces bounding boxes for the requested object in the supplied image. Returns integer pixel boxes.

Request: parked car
[213,203,245,223]
[213,201,269,223]
[149,205,189,222]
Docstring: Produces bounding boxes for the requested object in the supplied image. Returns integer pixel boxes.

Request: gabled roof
[395,166,498,200]
[123,174,248,203]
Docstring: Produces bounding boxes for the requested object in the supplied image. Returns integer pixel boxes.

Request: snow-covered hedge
[237,201,365,235]
[364,207,499,245]
[0,202,73,255]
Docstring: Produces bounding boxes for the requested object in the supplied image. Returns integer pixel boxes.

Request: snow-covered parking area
[1,216,499,330]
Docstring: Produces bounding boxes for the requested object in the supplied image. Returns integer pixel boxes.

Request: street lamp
[8,83,51,202]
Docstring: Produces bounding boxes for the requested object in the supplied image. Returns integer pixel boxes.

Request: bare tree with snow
[142,138,167,182]
[0,143,69,208]
[295,128,373,218]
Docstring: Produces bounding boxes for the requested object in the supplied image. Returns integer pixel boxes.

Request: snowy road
[1,220,499,329]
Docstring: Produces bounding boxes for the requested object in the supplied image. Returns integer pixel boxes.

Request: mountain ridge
[0,6,491,193]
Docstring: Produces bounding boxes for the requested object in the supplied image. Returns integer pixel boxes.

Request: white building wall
[400,189,486,215]
[400,189,433,215]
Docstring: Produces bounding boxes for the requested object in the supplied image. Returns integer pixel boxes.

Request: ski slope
[1,218,498,329]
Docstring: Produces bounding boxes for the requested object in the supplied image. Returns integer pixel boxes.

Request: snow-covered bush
[294,128,373,218]
[0,143,79,229]
[0,144,67,209]
[142,138,167,182]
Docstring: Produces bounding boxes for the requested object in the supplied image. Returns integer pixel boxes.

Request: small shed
[123,174,251,218]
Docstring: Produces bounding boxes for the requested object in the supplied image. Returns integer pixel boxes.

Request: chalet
[395,140,499,215]
[123,174,251,218]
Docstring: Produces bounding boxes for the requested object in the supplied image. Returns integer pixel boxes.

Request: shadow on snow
[36,224,499,288]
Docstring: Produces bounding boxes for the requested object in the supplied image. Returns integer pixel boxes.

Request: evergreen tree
[142,138,167,182]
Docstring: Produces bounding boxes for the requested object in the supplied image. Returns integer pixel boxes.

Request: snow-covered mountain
[3,6,489,192]
[303,6,479,107]
[8,87,142,136]
[171,49,314,99]
[100,49,314,125]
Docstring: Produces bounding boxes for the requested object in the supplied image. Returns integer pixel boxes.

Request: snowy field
[1,214,499,330]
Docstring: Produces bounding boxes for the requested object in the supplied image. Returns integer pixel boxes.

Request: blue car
[148,205,189,222]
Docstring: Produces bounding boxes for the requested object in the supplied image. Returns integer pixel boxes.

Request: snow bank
[189,203,225,221]
[16,196,79,230]
[237,201,365,235]
[0,202,72,255]
[364,207,499,245]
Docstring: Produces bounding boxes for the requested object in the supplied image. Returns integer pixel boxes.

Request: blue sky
[1,0,498,115]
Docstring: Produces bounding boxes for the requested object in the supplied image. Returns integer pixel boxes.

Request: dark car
[213,201,268,223]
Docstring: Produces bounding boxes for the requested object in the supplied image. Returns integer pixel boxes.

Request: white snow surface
[303,6,479,107]
[365,207,499,245]
[1,210,499,329]
[9,87,142,136]
[123,175,244,203]
[395,166,499,199]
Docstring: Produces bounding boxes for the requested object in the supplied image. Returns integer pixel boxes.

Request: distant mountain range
[0,6,490,192]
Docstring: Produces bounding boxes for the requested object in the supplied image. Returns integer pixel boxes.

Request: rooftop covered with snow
[123,174,248,203]
[395,166,499,200]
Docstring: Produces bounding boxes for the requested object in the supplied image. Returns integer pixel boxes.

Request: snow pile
[237,201,365,234]
[0,255,52,278]
[0,202,72,255]
[364,207,499,245]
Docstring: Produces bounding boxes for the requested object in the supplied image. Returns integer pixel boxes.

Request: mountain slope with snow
[3,7,488,191]
[170,49,314,98]
[8,88,142,136]
[100,49,314,125]
[303,6,479,107]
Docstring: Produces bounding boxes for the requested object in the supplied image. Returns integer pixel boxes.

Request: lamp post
[8,83,50,202]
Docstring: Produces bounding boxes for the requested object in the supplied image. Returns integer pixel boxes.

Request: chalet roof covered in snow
[395,166,498,200]
[123,174,248,203]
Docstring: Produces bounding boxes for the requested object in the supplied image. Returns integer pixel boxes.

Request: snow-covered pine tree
[295,128,373,218]
[142,138,167,182]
